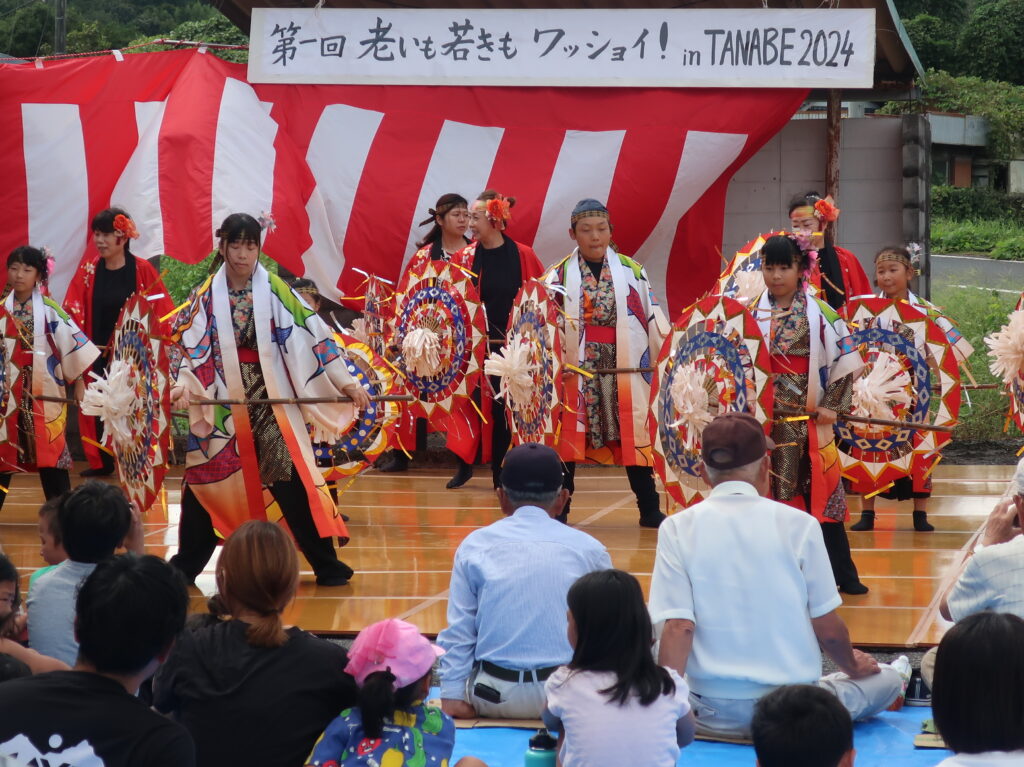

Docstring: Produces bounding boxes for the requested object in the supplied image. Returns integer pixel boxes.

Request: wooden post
[825,89,841,247]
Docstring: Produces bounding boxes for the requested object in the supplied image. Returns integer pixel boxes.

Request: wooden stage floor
[0,462,1008,648]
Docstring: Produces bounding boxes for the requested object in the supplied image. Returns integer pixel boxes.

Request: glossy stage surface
[0,462,1008,647]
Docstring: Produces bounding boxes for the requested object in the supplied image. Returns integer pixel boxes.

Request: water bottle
[524,728,557,766]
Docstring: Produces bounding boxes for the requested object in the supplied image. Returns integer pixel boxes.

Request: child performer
[0,247,99,509]
[849,245,973,532]
[306,618,487,767]
[753,235,868,594]
[543,569,695,767]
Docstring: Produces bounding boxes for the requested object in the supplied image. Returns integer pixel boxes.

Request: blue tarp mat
[449,705,952,767]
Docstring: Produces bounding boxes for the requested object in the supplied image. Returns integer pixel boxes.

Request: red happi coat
[401,238,544,464]
[63,254,174,468]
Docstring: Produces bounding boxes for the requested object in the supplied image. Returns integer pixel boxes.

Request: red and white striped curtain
[0,49,805,314]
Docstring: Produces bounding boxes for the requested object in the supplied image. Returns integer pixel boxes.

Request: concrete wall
[723,115,906,285]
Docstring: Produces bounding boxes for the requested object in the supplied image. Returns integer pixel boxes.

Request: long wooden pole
[38,394,415,406]
[774,407,956,434]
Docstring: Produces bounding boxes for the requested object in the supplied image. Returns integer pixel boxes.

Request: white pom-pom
[668,364,714,443]
[402,326,442,378]
[343,317,371,346]
[987,310,1024,385]
[852,351,911,421]
[484,335,537,411]
[80,359,137,447]
[733,269,766,301]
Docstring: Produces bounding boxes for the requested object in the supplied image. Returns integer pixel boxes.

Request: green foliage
[879,70,1024,161]
[931,284,1017,440]
[932,218,1024,256]
[0,4,52,58]
[932,186,1024,224]
[956,0,1024,86]
[160,251,278,305]
[903,14,959,73]
[893,0,967,25]
[0,0,229,59]
[129,16,248,63]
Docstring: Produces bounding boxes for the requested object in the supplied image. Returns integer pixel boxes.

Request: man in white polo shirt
[649,412,902,738]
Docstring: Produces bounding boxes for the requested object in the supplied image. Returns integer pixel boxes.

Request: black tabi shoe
[838,581,869,595]
[913,510,935,532]
[639,512,667,529]
[316,562,355,587]
[376,451,410,473]
[446,461,474,489]
[80,466,114,478]
[850,511,875,531]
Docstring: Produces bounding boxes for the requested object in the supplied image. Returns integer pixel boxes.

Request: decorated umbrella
[650,294,774,507]
[318,331,404,483]
[986,294,1024,434]
[0,308,20,472]
[837,297,961,496]
[484,279,564,447]
[80,294,171,512]
[391,260,487,425]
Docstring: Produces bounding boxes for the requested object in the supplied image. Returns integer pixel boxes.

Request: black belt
[479,660,559,683]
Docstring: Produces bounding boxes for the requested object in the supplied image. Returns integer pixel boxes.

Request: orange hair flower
[813,198,840,223]
[485,197,512,225]
[112,214,140,239]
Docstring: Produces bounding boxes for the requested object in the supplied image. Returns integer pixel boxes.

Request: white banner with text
[248,8,875,88]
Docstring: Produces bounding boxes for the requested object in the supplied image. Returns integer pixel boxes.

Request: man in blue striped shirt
[438,443,612,719]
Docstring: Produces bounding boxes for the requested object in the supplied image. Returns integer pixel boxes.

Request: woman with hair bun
[154,520,358,766]
[0,246,99,508]
[167,213,371,587]
[63,208,174,476]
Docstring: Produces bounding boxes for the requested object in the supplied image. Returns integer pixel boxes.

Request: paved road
[930,253,1024,296]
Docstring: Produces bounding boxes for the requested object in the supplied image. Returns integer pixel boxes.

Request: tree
[65,20,110,54]
[129,16,248,63]
[904,14,959,73]
[0,4,52,58]
[957,0,1024,85]
[893,0,968,25]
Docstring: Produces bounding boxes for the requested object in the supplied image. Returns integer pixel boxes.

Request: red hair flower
[485,197,512,225]
[813,198,840,223]
[112,214,140,239]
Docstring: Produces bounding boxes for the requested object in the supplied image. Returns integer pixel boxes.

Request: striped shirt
[948,536,1024,622]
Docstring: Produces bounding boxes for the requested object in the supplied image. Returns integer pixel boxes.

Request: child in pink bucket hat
[306,620,487,767]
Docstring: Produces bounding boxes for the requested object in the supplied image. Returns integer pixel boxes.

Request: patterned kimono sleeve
[821,372,855,413]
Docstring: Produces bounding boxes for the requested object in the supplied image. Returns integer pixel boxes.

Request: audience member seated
[649,412,903,738]
[0,553,66,674]
[437,443,612,720]
[30,495,67,590]
[307,619,487,767]
[153,520,358,767]
[931,612,1024,766]
[27,481,132,665]
[0,654,30,684]
[751,684,855,767]
[543,569,695,767]
[0,554,194,766]
[922,493,1024,689]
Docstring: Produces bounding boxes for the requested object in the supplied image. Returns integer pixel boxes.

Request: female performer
[0,247,99,508]
[63,208,174,476]
[754,234,868,594]
[849,245,973,532]
[168,213,371,586]
[788,191,872,310]
[376,194,474,484]
[544,199,669,528]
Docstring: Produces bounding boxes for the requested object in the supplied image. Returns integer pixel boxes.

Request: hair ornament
[257,211,277,233]
[112,214,139,240]
[812,196,840,223]
[485,196,512,225]
[41,246,55,277]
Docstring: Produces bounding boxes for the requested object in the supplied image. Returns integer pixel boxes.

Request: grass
[930,284,1020,441]
[932,217,1024,259]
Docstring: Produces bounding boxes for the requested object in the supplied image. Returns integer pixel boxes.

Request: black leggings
[562,462,661,519]
[169,468,348,582]
[0,468,71,512]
